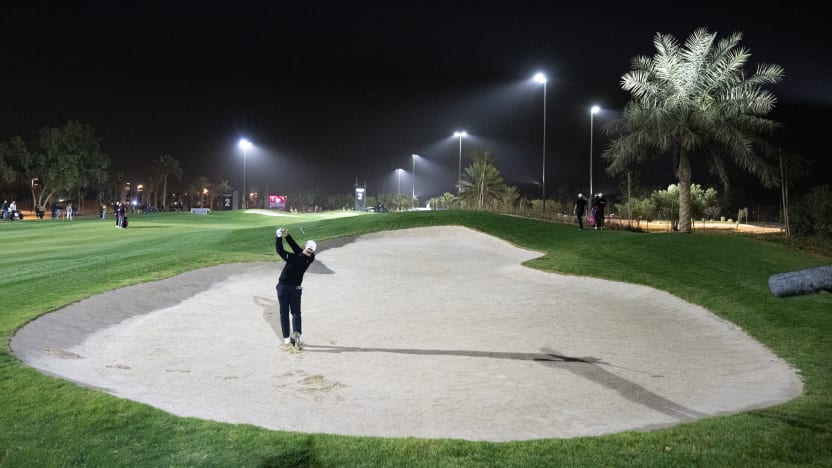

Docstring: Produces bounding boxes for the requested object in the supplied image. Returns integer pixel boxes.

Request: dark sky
[2,1,830,202]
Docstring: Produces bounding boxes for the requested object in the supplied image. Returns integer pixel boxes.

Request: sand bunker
[11,226,802,441]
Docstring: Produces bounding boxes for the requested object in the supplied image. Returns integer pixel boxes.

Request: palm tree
[188,176,211,208]
[144,172,162,210]
[498,186,521,213]
[602,28,783,232]
[152,154,183,211]
[459,149,506,211]
[440,192,456,210]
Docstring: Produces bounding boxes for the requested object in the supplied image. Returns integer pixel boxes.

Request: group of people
[1,200,20,221]
[48,203,76,220]
[574,193,607,230]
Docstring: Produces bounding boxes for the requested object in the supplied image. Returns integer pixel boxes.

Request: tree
[791,185,832,239]
[187,176,210,209]
[439,192,457,210]
[776,150,811,237]
[0,139,19,187]
[690,184,720,220]
[496,186,521,213]
[12,121,109,211]
[152,154,182,211]
[288,189,315,212]
[0,137,26,205]
[143,172,163,209]
[459,149,506,211]
[602,28,783,232]
[375,192,396,211]
[324,193,355,210]
[651,185,681,230]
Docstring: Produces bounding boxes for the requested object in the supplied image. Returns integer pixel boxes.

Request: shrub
[791,185,832,239]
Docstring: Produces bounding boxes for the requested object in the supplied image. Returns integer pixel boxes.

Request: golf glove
[276,228,284,238]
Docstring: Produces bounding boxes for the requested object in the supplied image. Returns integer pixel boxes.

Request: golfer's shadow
[305,343,707,422]
[250,293,707,424]
[254,296,281,338]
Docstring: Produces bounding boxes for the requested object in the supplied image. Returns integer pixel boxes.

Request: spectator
[116,202,125,228]
[574,193,588,230]
[593,193,607,230]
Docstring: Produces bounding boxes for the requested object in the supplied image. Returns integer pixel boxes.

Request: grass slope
[1,210,830,467]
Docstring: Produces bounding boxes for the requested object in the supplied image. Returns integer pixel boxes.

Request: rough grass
[1,210,830,467]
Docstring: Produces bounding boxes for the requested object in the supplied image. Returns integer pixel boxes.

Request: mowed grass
[1,210,830,467]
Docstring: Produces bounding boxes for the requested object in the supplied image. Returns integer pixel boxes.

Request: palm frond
[607,27,784,204]
[653,32,680,59]
[748,63,785,85]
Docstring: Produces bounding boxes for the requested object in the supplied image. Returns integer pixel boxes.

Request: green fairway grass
[1,210,830,467]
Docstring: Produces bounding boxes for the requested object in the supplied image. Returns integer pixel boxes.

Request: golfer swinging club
[275,227,316,350]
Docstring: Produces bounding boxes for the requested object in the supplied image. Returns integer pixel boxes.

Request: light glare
[533,72,547,84]
[591,105,601,114]
[238,138,252,150]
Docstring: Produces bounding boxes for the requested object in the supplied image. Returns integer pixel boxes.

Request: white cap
[305,240,317,253]
[578,193,583,197]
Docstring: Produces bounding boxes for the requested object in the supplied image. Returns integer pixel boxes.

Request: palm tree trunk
[479,171,485,211]
[162,177,169,211]
[677,148,693,233]
[779,153,790,237]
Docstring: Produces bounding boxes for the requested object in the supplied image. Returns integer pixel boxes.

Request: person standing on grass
[593,193,607,230]
[574,193,588,230]
[8,200,17,221]
[274,227,316,350]
[116,202,125,228]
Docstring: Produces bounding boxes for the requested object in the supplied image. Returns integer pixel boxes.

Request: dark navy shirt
[276,234,315,286]
[575,197,587,214]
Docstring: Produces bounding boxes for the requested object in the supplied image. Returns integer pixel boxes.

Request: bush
[791,185,832,239]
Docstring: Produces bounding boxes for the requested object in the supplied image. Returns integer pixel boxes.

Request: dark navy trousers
[276,283,303,338]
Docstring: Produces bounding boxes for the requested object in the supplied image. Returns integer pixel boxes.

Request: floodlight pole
[238,139,252,209]
[411,154,417,199]
[541,81,547,209]
[590,105,600,196]
[533,73,548,209]
[454,131,467,194]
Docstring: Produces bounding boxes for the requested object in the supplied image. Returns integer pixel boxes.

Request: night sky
[2,2,829,202]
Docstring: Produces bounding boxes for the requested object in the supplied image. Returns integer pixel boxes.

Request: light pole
[238,138,252,209]
[533,72,548,209]
[411,154,418,199]
[453,131,467,194]
[590,105,600,196]
[397,168,403,196]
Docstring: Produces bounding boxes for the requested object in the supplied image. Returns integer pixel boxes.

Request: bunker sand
[11,227,802,441]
